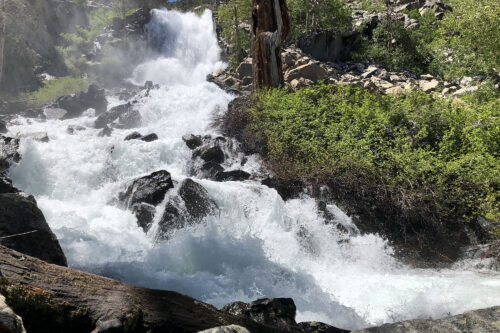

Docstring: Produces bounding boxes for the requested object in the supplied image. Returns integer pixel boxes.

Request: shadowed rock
[119,170,174,208]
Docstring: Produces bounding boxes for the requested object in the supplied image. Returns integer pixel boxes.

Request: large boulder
[54,84,107,119]
[199,146,225,164]
[0,121,7,134]
[111,7,151,38]
[0,193,67,266]
[222,298,299,332]
[215,170,250,182]
[297,30,354,62]
[119,170,174,208]
[157,179,218,239]
[0,294,26,333]
[284,62,328,83]
[182,134,203,150]
[0,174,17,194]
[299,322,348,333]
[95,103,133,129]
[0,136,20,173]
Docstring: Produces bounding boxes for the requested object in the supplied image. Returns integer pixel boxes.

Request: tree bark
[251,0,290,89]
[0,246,284,333]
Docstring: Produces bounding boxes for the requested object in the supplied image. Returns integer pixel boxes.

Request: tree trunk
[251,0,290,89]
[0,246,284,333]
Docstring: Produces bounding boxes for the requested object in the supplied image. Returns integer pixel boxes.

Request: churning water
[8,8,500,330]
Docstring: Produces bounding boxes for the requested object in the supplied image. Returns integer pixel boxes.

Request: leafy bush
[21,77,90,108]
[217,0,252,64]
[248,83,499,226]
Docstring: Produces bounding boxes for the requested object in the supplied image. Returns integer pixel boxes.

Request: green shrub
[21,77,90,108]
[248,83,499,225]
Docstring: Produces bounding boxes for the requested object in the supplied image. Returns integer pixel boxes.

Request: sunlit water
[7,8,500,330]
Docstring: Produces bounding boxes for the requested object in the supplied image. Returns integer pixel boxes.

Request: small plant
[21,77,90,108]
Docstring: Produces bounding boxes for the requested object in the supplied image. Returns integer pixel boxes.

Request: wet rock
[98,125,113,137]
[200,162,224,179]
[140,133,158,142]
[0,294,26,333]
[116,109,142,129]
[124,131,143,141]
[43,107,67,120]
[0,193,67,266]
[182,134,203,149]
[0,174,17,194]
[131,203,156,233]
[200,146,225,164]
[120,170,174,208]
[0,136,21,172]
[215,170,250,182]
[222,298,299,332]
[95,103,132,129]
[261,177,304,201]
[54,84,107,119]
[199,325,250,333]
[353,306,500,333]
[66,125,86,134]
[17,132,49,143]
[298,322,348,333]
[111,7,151,38]
[0,121,7,134]
[178,178,218,220]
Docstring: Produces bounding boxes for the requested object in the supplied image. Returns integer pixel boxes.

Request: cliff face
[0,0,88,93]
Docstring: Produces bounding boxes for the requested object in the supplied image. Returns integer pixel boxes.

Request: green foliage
[352,10,439,74]
[217,0,252,64]
[249,83,499,223]
[21,77,90,108]
[433,0,500,78]
[287,0,352,37]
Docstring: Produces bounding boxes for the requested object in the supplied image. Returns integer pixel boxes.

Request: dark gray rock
[131,203,156,233]
[182,134,203,149]
[215,170,250,182]
[0,193,67,266]
[116,109,142,129]
[140,133,158,142]
[95,103,132,129]
[0,121,7,134]
[200,162,224,179]
[120,170,174,208]
[66,125,86,134]
[55,84,107,119]
[299,322,348,333]
[124,132,143,141]
[352,306,500,333]
[98,125,113,137]
[0,136,21,172]
[178,178,218,220]
[200,146,225,164]
[157,179,218,239]
[222,298,299,332]
[297,30,356,62]
[111,7,151,38]
[0,174,17,194]
[261,177,304,201]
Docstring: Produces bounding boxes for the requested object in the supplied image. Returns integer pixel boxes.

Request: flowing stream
[7,8,500,330]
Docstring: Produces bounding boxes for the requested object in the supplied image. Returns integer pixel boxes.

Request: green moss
[248,83,499,232]
[0,281,93,333]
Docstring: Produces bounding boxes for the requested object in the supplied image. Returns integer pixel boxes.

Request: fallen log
[0,246,285,333]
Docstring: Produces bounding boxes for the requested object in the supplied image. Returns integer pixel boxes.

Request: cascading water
[7,8,500,330]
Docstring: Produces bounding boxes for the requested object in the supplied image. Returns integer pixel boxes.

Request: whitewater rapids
[8,8,500,330]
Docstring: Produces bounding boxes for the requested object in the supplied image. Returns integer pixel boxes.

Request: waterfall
[8,8,500,330]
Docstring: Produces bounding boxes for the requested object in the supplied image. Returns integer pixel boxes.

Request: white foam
[8,8,500,331]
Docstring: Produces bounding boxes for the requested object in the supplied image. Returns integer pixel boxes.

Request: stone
[284,62,328,82]
[0,294,26,333]
[182,134,203,149]
[222,298,299,331]
[17,132,49,143]
[361,66,378,79]
[385,86,405,95]
[116,109,142,129]
[43,107,67,120]
[200,162,224,179]
[290,78,313,90]
[199,325,250,333]
[453,86,478,96]
[419,79,440,92]
[124,132,142,141]
[236,59,253,79]
[119,170,174,207]
[0,121,6,134]
[0,173,17,194]
[95,103,132,129]
[0,193,67,266]
[352,306,500,332]
[178,178,218,220]
[140,133,158,142]
[0,136,20,172]
[215,170,250,182]
[261,177,304,201]
[66,125,85,134]
[98,126,113,137]
[298,321,349,333]
[132,202,156,233]
[54,84,107,119]
[200,146,225,164]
